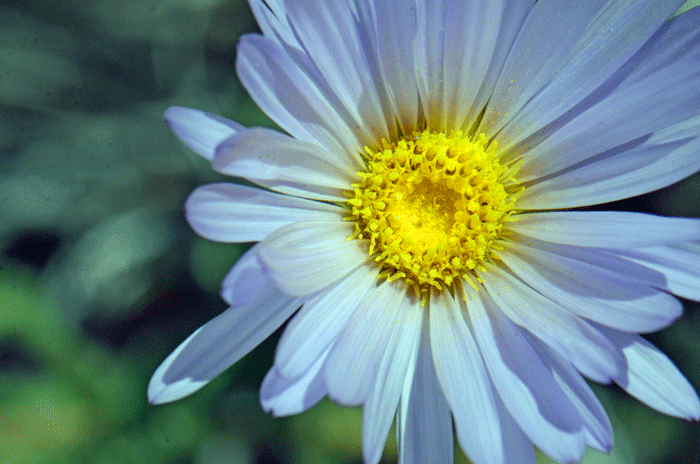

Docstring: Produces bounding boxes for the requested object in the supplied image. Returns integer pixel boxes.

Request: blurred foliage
[1,0,700,463]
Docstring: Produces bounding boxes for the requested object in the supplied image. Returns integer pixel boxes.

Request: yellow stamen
[347,129,521,297]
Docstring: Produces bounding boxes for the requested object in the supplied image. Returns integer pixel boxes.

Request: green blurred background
[1,0,699,463]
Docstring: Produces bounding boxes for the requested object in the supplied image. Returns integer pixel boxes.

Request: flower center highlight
[347,129,521,295]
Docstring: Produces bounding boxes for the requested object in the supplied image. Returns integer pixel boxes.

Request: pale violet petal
[213,126,355,202]
[257,219,369,297]
[219,245,267,307]
[481,263,625,383]
[398,320,453,464]
[617,243,700,302]
[237,34,363,162]
[274,266,377,379]
[286,0,391,148]
[259,346,329,417]
[493,393,535,464]
[598,326,700,420]
[514,7,700,182]
[519,115,700,209]
[362,290,423,464]
[148,326,207,404]
[481,0,605,135]
[414,0,504,131]
[528,335,613,453]
[499,243,683,333]
[496,0,684,152]
[513,211,700,248]
[468,287,586,463]
[148,285,302,404]
[164,106,243,161]
[368,0,420,135]
[185,183,342,243]
[468,0,535,136]
[325,280,407,406]
[249,0,299,49]
[430,290,507,464]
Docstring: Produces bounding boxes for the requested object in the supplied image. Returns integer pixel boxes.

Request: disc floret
[347,129,520,295]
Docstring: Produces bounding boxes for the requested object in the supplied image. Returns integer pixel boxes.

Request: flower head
[149,1,700,463]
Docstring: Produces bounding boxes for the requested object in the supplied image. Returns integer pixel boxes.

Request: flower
[149,1,700,463]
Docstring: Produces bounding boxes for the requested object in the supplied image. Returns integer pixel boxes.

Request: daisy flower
[149,1,700,463]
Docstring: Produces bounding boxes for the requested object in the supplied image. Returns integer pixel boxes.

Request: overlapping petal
[514,211,700,248]
[598,326,700,420]
[237,34,363,159]
[148,283,303,404]
[519,115,700,209]
[397,323,453,464]
[256,219,369,296]
[185,183,342,243]
[481,0,606,136]
[468,287,586,463]
[219,245,267,307]
[364,0,420,135]
[499,243,683,333]
[515,5,700,182]
[164,106,243,161]
[495,0,685,152]
[414,0,504,132]
[273,265,377,379]
[286,0,392,148]
[213,127,356,201]
[615,243,700,302]
[260,346,328,417]
[429,290,510,464]
[528,336,613,452]
[362,291,423,464]
[324,280,408,405]
[481,264,625,383]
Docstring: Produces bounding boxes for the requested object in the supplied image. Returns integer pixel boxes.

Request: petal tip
[147,374,207,405]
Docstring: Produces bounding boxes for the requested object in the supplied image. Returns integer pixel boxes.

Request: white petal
[362,290,423,464]
[430,290,507,464]
[514,211,700,248]
[148,285,302,404]
[213,127,355,202]
[528,336,613,453]
[325,280,407,406]
[496,0,684,150]
[249,0,299,49]
[237,34,363,160]
[414,0,504,131]
[499,243,682,333]
[519,115,700,209]
[482,0,605,135]
[468,0,535,137]
[185,183,342,243]
[514,7,700,182]
[493,391,535,464]
[618,243,700,302]
[398,320,453,464]
[260,346,329,417]
[274,265,377,379]
[286,0,391,147]
[468,287,586,463]
[482,263,627,383]
[257,219,369,296]
[367,0,420,135]
[599,326,700,421]
[164,106,243,161]
[219,245,267,307]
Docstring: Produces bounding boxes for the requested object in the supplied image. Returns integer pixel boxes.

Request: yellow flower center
[347,129,521,296]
